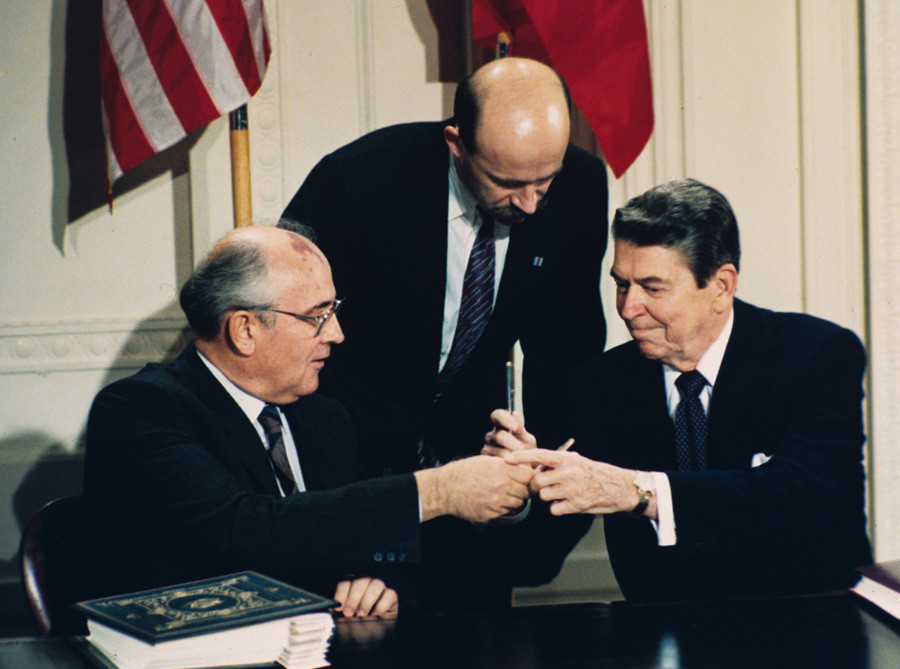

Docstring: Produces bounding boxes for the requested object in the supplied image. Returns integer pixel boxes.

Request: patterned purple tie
[259,405,298,494]
[417,215,495,468]
[674,370,708,471]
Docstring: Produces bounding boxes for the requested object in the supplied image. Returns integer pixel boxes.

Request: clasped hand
[483,409,640,516]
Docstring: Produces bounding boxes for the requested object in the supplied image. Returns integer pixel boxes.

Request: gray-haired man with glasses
[78,225,534,621]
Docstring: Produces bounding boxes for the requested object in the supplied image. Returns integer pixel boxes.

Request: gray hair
[276,217,318,243]
[612,178,741,287]
[179,238,277,340]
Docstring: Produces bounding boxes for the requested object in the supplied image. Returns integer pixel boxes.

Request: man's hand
[415,455,534,523]
[482,409,537,457]
[332,577,399,619]
[504,449,651,518]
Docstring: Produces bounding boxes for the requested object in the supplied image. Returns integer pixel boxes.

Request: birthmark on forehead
[289,235,325,266]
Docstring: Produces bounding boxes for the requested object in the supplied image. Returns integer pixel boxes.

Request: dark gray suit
[567,299,872,601]
[79,345,420,602]
[77,344,584,613]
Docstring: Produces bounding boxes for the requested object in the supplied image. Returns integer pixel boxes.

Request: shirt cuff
[648,471,676,546]
[489,497,532,526]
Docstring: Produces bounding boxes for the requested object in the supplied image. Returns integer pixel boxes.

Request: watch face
[635,471,656,492]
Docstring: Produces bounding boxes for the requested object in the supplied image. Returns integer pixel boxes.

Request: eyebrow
[610,269,668,286]
[485,169,560,189]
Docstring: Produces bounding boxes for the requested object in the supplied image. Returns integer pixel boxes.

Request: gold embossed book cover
[73,571,335,668]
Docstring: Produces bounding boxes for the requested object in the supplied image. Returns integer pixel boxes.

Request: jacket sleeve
[521,147,608,447]
[83,376,422,587]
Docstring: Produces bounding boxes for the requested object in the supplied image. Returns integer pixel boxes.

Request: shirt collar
[196,349,268,424]
[448,153,479,225]
[663,307,735,388]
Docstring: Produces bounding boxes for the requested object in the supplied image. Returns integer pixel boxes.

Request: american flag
[100,0,270,186]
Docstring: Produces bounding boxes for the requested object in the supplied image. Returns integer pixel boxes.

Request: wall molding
[354,0,377,135]
[798,0,865,335]
[864,0,900,560]
[0,317,189,375]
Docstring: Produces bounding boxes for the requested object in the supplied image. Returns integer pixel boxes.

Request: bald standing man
[77,226,535,622]
[281,57,608,611]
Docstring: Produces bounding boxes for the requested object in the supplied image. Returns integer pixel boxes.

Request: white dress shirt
[440,157,511,372]
[197,350,306,495]
[649,308,734,545]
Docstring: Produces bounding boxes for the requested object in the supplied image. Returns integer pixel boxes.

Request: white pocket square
[751,452,772,468]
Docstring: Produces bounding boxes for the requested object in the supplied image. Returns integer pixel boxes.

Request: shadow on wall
[48,0,200,252]
[4,306,191,632]
[9,305,192,532]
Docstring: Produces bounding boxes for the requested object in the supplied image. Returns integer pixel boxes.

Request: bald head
[447,58,571,224]
[454,57,570,155]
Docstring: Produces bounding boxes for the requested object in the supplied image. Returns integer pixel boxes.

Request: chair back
[20,495,85,636]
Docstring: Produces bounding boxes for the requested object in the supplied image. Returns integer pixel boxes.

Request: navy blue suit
[282,121,608,474]
[567,299,872,601]
[280,122,607,609]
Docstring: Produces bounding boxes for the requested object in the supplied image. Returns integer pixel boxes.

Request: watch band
[627,471,655,518]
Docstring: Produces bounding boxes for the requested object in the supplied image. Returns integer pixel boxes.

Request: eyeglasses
[244,298,344,336]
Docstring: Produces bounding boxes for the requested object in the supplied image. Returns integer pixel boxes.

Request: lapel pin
[533,256,544,267]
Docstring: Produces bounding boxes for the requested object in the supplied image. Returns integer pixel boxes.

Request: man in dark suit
[280,57,605,610]
[80,225,536,617]
[280,57,607,473]
[491,178,872,602]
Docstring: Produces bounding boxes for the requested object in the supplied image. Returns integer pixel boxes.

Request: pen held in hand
[505,361,515,411]
[535,438,574,472]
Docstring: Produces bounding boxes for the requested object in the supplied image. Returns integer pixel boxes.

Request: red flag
[100,0,271,186]
[472,0,653,178]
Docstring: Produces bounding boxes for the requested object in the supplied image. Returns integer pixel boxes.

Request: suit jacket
[75,345,583,614]
[282,121,608,473]
[567,299,872,602]
[77,345,421,603]
[281,121,604,609]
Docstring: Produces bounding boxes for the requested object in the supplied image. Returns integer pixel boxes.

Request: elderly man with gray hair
[79,225,534,619]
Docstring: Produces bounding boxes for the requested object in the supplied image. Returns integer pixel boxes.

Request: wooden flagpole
[494,32,516,374]
[229,105,253,227]
[497,31,510,58]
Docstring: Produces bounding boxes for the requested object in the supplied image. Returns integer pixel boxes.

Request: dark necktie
[674,370,708,471]
[436,213,496,396]
[417,214,496,468]
[258,404,298,494]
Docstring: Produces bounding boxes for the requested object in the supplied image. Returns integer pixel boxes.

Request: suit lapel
[706,300,774,469]
[400,130,451,391]
[176,345,281,495]
[626,352,679,472]
[282,404,322,490]
[581,346,675,472]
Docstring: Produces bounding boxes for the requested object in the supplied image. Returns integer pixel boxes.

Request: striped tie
[258,405,298,495]
[417,214,495,468]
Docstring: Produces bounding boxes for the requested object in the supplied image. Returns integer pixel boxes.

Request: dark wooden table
[3,592,899,668]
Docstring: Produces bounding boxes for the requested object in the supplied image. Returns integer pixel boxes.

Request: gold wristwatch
[628,471,656,518]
